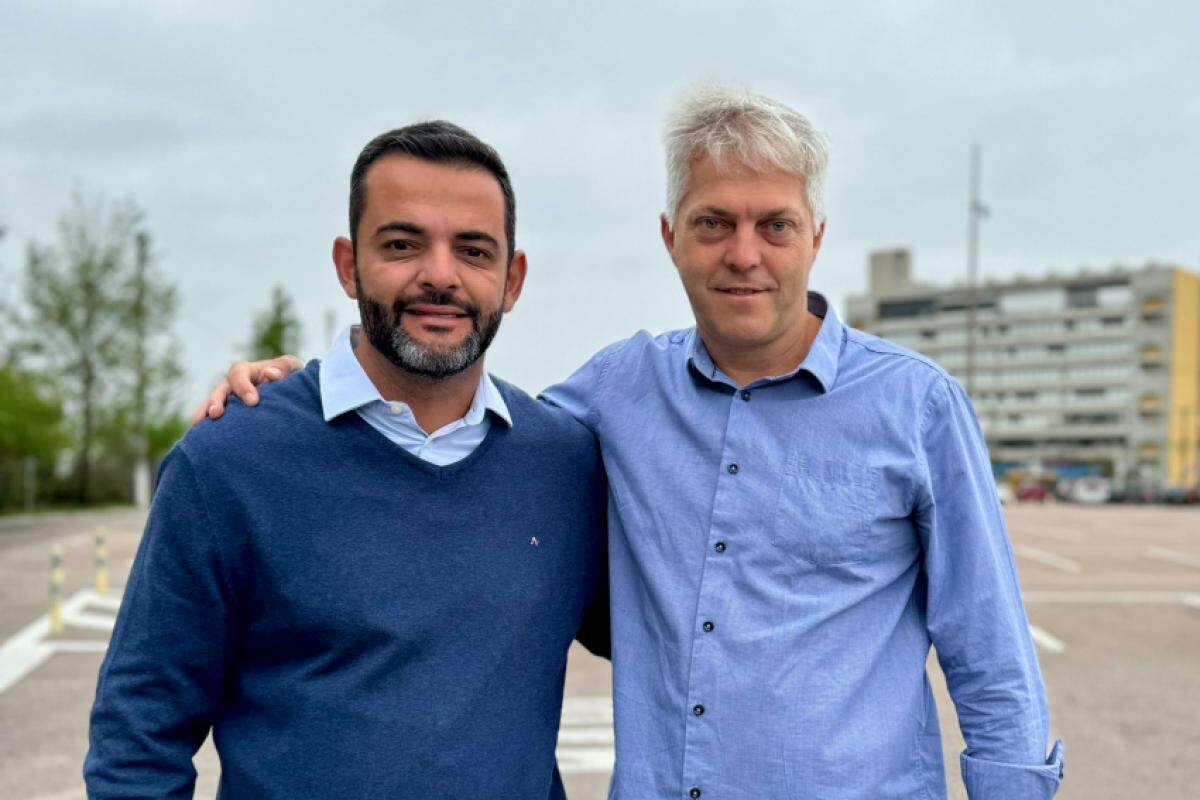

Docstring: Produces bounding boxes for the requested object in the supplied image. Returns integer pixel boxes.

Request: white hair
[663,85,829,228]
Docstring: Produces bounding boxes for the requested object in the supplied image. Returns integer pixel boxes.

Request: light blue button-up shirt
[319,326,511,465]
[542,293,1063,800]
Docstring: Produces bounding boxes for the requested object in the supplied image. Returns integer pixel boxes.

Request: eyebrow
[693,206,733,219]
[455,230,500,249]
[691,206,798,221]
[374,220,424,238]
[373,221,499,249]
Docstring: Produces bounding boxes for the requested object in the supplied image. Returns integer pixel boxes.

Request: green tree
[248,285,303,360]
[123,231,184,495]
[0,367,67,457]
[17,193,184,504]
[0,366,70,509]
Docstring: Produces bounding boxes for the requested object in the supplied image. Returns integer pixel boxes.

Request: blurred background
[1,2,1197,798]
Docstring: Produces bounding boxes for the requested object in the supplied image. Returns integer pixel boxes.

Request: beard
[355,271,504,380]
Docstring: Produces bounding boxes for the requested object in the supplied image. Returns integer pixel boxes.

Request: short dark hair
[349,121,516,263]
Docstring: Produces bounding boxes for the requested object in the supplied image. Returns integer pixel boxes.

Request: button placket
[684,388,750,798]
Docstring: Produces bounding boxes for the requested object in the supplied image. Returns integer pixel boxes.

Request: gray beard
[354,266,505,381]
[386,320,485,379]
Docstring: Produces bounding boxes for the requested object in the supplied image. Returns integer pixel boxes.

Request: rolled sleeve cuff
[961,739,1064,799]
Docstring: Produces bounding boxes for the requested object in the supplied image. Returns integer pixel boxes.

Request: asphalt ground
[0,504,1197,799]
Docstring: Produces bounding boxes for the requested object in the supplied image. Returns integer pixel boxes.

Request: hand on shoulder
[190,355,305,425]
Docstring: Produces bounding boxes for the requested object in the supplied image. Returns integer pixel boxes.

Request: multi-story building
[845,250,1200,488]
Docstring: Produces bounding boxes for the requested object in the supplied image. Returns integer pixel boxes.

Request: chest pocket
[770,455,880,566]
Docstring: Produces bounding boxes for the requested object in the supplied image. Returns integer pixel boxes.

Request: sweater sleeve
[84,445,245,799]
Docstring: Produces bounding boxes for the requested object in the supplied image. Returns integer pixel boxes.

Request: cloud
[0,106,190,159]
[1,1,1197,402]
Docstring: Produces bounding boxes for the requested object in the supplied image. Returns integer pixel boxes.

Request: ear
[502,250,528,313]
[660,213,676,253]
[332,236,357,299]
[812,219,826,254]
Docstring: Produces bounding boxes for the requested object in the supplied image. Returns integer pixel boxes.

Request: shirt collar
[686,290,843,393]
[318,326,513,426]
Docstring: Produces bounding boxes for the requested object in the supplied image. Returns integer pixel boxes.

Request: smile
[716,288,767,296]
[405,306,470,319]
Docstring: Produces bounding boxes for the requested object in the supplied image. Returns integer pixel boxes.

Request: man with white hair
[203,87,1064,799]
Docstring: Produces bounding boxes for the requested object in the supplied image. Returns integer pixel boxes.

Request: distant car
[1016,484,1048,503]
[1162,486,1200,505]
[1138,485,1162,504]
[1125,484,1161,504]
[1069,477,1111,504]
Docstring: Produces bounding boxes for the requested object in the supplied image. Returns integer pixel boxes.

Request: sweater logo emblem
[530,536,540,546]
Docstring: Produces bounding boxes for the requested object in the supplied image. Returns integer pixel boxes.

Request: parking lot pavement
[2,504,1197,798]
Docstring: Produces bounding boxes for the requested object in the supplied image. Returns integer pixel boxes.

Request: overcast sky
[2,1,1197,403]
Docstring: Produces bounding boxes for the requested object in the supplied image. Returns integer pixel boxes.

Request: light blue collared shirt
[543,292,1063,800]
[319,326,512,466]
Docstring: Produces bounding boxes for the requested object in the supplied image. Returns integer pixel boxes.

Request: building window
[880,298,937,319]
[1067,286,1098,309]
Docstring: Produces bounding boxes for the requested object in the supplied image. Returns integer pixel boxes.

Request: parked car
[1068,477,1112,504]
[1016,483,1049,503]
[1162,485,1200,505]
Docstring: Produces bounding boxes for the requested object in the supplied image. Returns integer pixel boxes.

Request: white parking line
[0,589,120,694]
[557,726,617,745]
[1028,625,1066,654]
[556,747,616,773]
[1015,545,1083,574]
[1023,590,1200,604]
[557,696,613,775]
[560,696,613,724]
[0,616,52,695]
[48,640,111,653]
[1144,547,1200,570]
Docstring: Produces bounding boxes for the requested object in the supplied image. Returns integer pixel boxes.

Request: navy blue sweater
[85,363,609,799]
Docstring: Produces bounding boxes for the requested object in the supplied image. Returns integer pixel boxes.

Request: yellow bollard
[49,544,64,634]
[94,530,109,595]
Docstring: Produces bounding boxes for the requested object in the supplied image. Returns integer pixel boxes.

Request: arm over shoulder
[539,339,629,432]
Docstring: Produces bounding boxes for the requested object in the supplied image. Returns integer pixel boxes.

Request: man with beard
[84,122,609,800]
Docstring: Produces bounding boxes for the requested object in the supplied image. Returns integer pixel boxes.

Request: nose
[723,225,760,273]
[416,242,460,293]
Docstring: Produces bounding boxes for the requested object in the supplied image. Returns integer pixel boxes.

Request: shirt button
[389,402,405,415]
[740,389,752,401]
[714,541,726,553]
[690,788,702,799]
[693,704,705,716]
[703,620,714,632]
[727,463,739,475]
